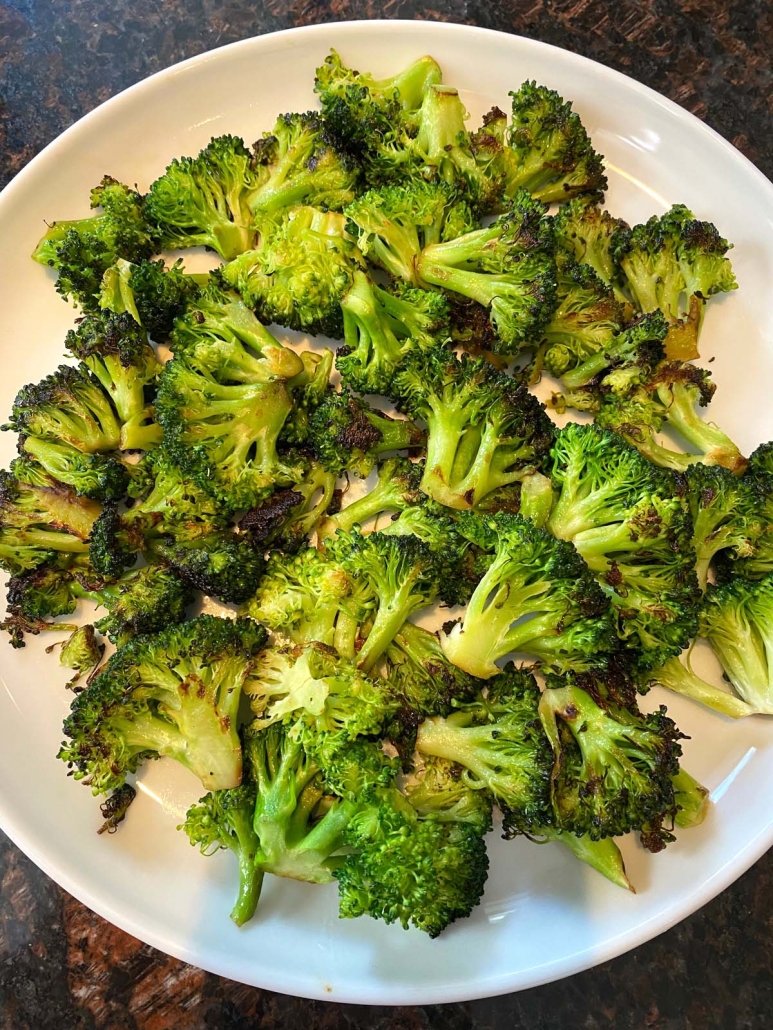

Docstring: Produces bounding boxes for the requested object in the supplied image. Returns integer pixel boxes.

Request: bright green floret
[553,197,629,287]
[20,437,129,502]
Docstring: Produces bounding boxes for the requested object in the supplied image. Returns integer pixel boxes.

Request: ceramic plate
[1,19,772,1006]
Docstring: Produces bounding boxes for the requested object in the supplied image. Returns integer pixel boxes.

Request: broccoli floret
[145,134,265,260]
[547,423,699,669]
[57,624,104,687]
[611,205,737,345]
[416,665,552,831]
[315,49,442,167]
[345,181,476,285]
[239,461,337,553]
[307,389,424,476]
[5,363,122,454]
[396,351,554,510]
[336,792,489,937]
[249,111,360,216]
[558,310,668,390]
[441,512,611,677]
[470,82,607,208]
[404,755,493,835]
[169,284,304,383]
[98,258,203,341]
[749,442,773,478]
[84,562,194,644]
[242,545,371,659]
[386,621,479,717]
[156,358,302,510]
[554,197,629,288]
[336,271,451,396]
[20,437,129,502]
[539,677,683,839]
[220,206,362,338]
[541,257,624,379]
[58,614,268,794]
[684,464,759,589]
[182,783,263,926]
[152,531,265,604]
[65,310,162,451]
[246,642,395,738]
[698,575,773,714]
[643,653,755,719]
[318,456,424,539]
[0,463,100,575]
[327,528,443,672]
[416,190,557,352]
[725,472,773,580]
[33,176,157,308]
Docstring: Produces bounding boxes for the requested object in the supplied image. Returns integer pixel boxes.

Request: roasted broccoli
[318,456,424,539]
[59,614,268,794]
[557,310,668,391]
[554,197,629,289]
[33,176,157,308]
[98,257,203,341]
[239,461,337,553]
[643,653,756,719]
[20,437,129,502]
[684,464,759,589]
[386,621,479,716]
[396,351,553,511]
[57,624,104,687]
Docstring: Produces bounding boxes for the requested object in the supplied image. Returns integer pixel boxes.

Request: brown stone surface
[1,2,772,1026]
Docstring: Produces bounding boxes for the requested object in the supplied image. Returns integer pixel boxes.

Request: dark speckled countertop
[1,3,773,1027]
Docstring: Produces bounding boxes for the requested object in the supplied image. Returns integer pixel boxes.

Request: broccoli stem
[654,384,747,474]
[419,257,498,307]
[333,609,359,660]
[119,413,162,451]
[341,275,406,362]
[19,529,91,554]
[649,655,754,719]
[99,259,142,323]
[321,481,404,538]
[673,768,709,829]
[538,828,633,891]
[518,472,554,528]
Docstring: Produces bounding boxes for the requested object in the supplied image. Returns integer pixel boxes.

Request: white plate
[1,19,772,1006]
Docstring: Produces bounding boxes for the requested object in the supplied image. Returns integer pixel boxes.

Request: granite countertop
[1,2,772,1027]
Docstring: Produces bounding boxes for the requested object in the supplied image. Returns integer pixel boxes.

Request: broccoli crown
[345,180,477,284]
[479,80,607,206]
[0,464,100,575]
[91,562,194,644]
[315,49,442,163]
[611,204,737,329]
[326,528,443,671]
[220,206,361,338]
[547,423,700,669]
[684,463,759,589]
[416,190,557,353]
[539,678,683,839]
[748,441,773,478]
[156,357,302,510]
[182,783,263,925]
[242,545,372,659]
[336,271,450,397]
[386,621,480,717]
[145,134,265,260]
[404,754,494,835]
[416,664,552,831]
[21,436,129,502]
[319,455,424,539]
[553,197,629,285]
[58,614,268,794]
[169,284,304,384]
[558,309,668,391]
[33,176,157,308]
[395,350,555,511]
[99,258,202,341]
[246,642,395,739]
[442,512,612,678]
[6,363,122,454]
[728,472,773,580]
[59,624,103,682]
[336,793,489,937]
[541,257,624,378]
[249,111,360,216]
[699,574,773,714]
[307,389,424,476]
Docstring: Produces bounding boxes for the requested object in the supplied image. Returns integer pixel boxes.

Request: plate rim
[1,17,772,1005]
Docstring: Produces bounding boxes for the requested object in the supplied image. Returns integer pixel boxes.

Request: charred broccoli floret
[20,437,129,502]
[307,389,424,476]
[85,562,194,644]
[239,461,337,553]
[98,257,203,341]
[554,197,629,288]
[539,676,683,840]
[145,134,264,259]
[441,512,612,677]
[57,624,104,687]
[58,614,268,794]
[396,351,554,510]
[33,176,157,308]
[558,310,668,391]
[385,621,479,717]
[403,755,493,835]
[336,271,450,396]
